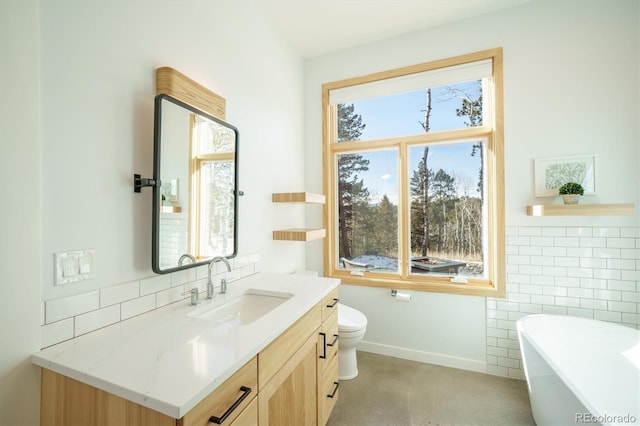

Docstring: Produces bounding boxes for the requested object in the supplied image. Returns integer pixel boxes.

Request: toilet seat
[338,303,367,332]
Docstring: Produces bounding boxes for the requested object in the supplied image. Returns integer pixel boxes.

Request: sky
[344,82,483,204]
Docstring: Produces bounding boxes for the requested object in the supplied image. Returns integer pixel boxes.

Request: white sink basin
[188,289,293,325]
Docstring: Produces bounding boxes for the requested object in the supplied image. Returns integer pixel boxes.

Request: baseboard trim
[357,340,486,374]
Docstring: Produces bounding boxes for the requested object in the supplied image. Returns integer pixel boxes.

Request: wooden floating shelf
[272,192,325,241]
[272,192,325,204]
[526,203,634,216]
[160,205,182,213]
[273,228,326,241]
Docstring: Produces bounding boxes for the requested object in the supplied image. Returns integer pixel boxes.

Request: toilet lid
[338,303,367,332]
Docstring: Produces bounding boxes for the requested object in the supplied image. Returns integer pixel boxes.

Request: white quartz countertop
[32,272,340,419]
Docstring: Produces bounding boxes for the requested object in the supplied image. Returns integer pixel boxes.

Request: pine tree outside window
[322,49,505,297]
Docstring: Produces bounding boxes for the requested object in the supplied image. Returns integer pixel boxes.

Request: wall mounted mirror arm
[133,174,156,192]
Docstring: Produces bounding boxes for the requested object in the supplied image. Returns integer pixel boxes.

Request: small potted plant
[558,182,584,205]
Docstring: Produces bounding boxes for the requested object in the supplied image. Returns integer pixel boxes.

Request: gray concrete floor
[327,351,535,426]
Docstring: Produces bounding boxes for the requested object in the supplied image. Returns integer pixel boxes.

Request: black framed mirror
[152,94,238,274]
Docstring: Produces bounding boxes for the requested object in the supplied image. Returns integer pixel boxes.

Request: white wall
[0,1,42,424]
[304,0,639,371]
[2,0,307,423]
[39,0,307,303]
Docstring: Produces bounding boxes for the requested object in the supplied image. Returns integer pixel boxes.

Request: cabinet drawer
[180,357,257,426]
[229,397,257,426]
[321,288,339,322]
[318,356,339,426]
[259,304,321,389]
[317,309,338,377]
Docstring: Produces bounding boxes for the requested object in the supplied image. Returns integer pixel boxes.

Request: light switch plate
[55,249,96,285]
[62,256,78,277]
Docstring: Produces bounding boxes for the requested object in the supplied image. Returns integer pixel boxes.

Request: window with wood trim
[322,48,505,297]
[190,115,236,259]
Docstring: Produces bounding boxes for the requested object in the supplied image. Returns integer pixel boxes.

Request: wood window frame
[189,116,236,260]
[321,48,505,298]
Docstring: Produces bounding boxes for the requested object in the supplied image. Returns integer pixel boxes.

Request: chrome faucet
[182,287,199,306]
[207,256,232,298]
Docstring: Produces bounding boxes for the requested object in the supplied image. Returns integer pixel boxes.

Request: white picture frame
[160,178,179,202]
[534,154,596,197]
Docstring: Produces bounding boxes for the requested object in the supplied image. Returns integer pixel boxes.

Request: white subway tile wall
[158,214,188,268]
[41,254,261,348]
[46,291,100,323]
[487,227,640,379]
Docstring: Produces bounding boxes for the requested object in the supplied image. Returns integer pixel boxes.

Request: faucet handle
[182,288,199,306]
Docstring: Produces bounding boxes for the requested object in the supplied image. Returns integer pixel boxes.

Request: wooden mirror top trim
[156,67,226,120]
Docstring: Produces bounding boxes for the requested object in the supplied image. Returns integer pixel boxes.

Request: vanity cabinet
[39,291,340,426]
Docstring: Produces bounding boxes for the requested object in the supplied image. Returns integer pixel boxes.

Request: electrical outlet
[55,249,95,285]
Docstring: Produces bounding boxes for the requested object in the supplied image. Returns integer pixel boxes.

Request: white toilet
[337,303,367,380]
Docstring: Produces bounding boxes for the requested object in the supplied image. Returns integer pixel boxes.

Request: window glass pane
[408,141,487,279]
[336,149,399,273]
[199,160,235,257]
[194,116,235,153]
[337,80,482,142]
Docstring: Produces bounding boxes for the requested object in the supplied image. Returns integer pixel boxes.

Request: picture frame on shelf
[534,154,595,197]
[160,178,179,202]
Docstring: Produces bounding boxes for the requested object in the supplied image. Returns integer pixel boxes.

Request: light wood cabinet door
[258,304,321,390]
[258,332,319,426]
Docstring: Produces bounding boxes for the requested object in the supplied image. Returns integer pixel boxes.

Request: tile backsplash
[486,226,639,379]
[40,254,261,349]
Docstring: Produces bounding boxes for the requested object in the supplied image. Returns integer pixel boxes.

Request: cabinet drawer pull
[327,381,339,398]
[319,332,327,359]
[327,334,339,347]
[209,386,252,424]
[326,298,339,308]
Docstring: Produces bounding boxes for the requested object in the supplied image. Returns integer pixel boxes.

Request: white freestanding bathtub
[517,315,640,426]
